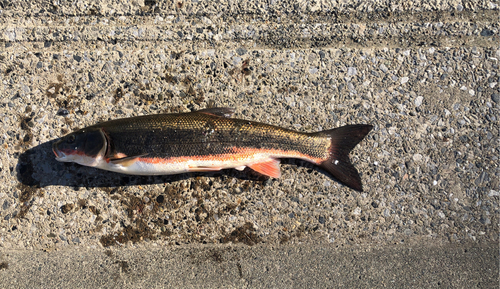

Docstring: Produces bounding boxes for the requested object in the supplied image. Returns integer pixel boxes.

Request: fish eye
[67,134,76,144]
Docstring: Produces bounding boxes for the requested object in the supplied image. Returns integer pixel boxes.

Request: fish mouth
[52,141,65,160]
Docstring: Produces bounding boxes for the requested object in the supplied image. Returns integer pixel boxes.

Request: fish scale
[96,112,330,160]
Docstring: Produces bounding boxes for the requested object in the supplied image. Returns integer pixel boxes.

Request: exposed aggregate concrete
[0,0,498,286]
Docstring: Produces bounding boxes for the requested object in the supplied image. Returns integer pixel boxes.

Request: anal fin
[248,159,281,178]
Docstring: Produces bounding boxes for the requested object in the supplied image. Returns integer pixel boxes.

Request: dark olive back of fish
[90,112,330,160]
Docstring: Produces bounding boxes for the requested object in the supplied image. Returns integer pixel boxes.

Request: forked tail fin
[317,125,373,192]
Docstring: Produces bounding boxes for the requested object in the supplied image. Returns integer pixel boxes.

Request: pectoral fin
[110,154,148,167]
[248,159,281,178]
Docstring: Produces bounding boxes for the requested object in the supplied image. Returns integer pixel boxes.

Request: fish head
[53,128,108,167]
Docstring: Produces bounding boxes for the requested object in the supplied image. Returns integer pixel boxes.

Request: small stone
[73,55,82,62]
[413,153,423,162]
[415,96,423,107]
[5,29,15,41]
[480,29,494,37]
[236,47,247,56]
[318,216,325,224]
[479,216,491,225]
[475,171,489,185]
[379,64,388,73]
[57,108,69,116]
[347,67,357,76]
[61,204,74,214]
[488,190,499,197]
[491,93,499,104]
[352,207,361,215]
[232,57,242,66]
[401,77,409,84]
[22,85,30,94]
[309,67,318,74]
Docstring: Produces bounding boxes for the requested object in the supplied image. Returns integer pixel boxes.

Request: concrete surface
[0,0,498,287]
[0,241,497,288]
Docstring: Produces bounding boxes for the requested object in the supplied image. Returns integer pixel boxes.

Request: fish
[53,108,373,191]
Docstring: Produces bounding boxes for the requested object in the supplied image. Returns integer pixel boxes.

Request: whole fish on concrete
[53,108,372,191]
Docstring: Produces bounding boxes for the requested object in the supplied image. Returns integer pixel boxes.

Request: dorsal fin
[197,107,235,118]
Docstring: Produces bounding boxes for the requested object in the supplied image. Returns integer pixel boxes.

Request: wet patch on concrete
[221,222,261,246]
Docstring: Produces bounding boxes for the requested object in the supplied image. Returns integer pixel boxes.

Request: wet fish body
[53,108,372,191]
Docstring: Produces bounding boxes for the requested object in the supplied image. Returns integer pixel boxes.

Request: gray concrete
[0,242,497,288]
[0,0,498,287]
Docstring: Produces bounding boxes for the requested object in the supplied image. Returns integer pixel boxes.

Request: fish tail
[315,124,373,192]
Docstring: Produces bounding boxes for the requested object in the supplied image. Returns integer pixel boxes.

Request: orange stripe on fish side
[135,147,325,165]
